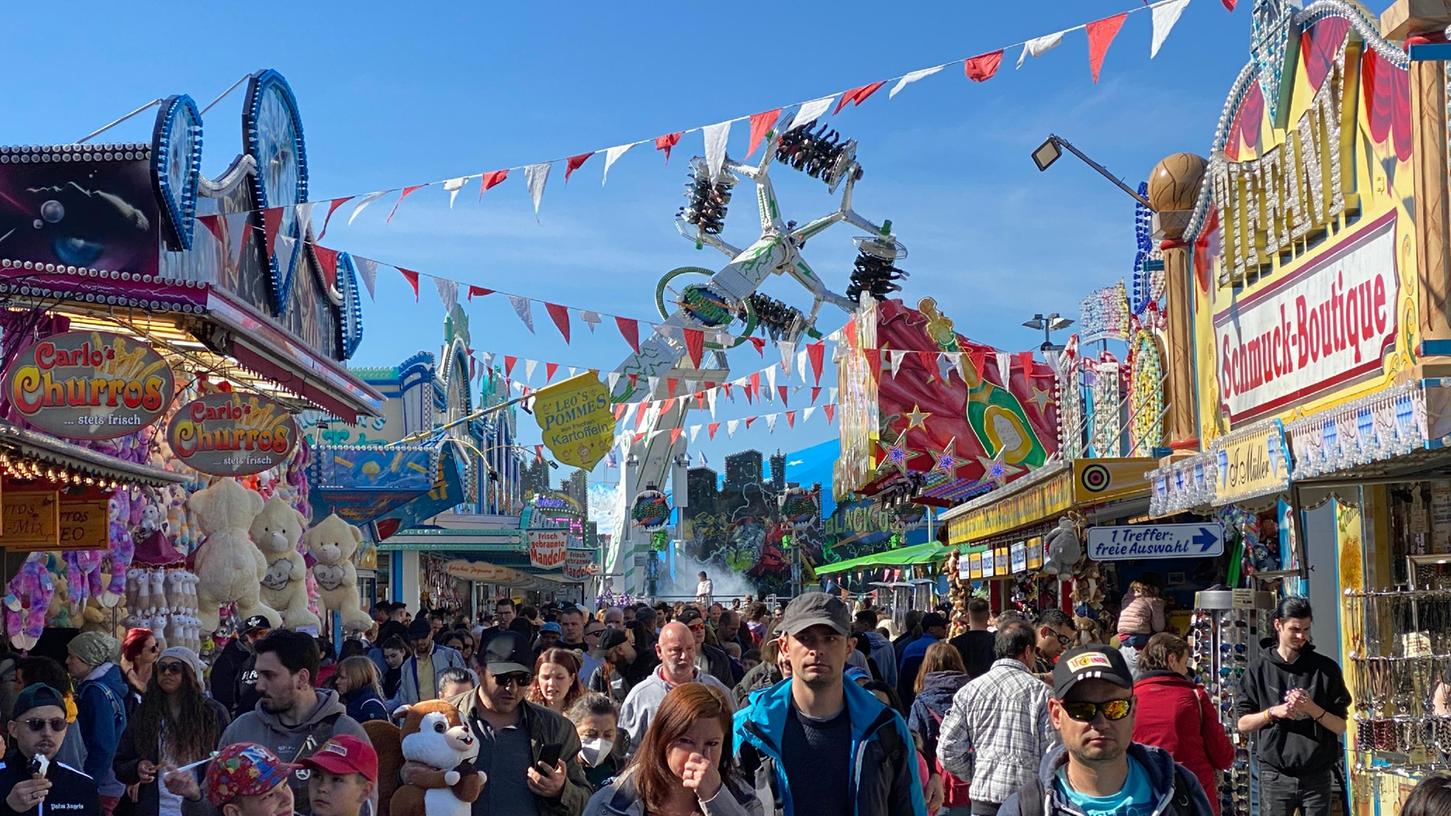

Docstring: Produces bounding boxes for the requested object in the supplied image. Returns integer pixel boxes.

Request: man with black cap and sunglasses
[997,645,1213,816]
[407,629,589,816]
[211,614,273,720]
[0,682,99,814]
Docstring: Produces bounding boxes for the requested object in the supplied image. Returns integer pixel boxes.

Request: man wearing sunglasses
[1033,609,1077,681]
[414,630,589,816]
[0,683,99,814]
[998,646,1213,816]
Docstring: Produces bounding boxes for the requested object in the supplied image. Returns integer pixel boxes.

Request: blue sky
[3,1,1257,482]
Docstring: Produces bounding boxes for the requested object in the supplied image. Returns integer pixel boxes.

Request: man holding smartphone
[411,630,589,816]
[0,683,99,814]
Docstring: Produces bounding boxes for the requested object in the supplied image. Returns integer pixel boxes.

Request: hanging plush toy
[1043,516,1082,576]
[4,553,55,650]
[305,514,373,635]
[250,496,319,632]
[103,492,136,607]
[64,550,105,607]
[188,477,280,632]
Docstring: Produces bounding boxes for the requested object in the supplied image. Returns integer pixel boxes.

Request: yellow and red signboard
[167,392,299,476]
[3,331,174,440]
[528,530,568,570]
[532,374,614,471]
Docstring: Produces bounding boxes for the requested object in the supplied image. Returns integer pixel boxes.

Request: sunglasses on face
[157,662,187,676]
[688,623,705,632]
[23,718,67,733]
[495,673,532,688]
[1061,698,1134,723]
[1054,633,1074,647]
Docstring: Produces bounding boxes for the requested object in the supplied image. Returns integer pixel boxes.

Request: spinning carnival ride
[611,121,907,590]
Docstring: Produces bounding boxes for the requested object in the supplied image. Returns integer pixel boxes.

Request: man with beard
[618,622,733,753]
[997,646,1213,816]
[172,630,369,816]
[0,683,99,814]
[211,615,272,719]
[391,616,467,707]
[408,630,589,816]
[734,592,925,816]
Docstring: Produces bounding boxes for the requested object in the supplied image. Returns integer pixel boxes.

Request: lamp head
[1032,137,1062,172]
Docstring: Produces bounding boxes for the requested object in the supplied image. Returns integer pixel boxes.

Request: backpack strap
[1169,766,1197,816]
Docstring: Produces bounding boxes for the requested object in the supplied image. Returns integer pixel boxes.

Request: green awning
[816,542,949,575]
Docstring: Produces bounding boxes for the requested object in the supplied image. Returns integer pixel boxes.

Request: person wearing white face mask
[568,693,626,792]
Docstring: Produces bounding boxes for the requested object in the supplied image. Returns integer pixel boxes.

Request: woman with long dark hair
[120,629,159,709]
[584,683,759,816]
[528,648,586,714]
[113,647,228,816]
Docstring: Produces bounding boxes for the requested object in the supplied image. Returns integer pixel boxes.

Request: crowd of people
[0,590,1441,816]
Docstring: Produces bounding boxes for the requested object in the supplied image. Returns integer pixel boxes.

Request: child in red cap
[297,735,377,816]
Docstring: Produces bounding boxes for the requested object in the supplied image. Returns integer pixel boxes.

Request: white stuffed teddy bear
[305,513,373,635]
[250,496,320,632]
[188,478,280,633]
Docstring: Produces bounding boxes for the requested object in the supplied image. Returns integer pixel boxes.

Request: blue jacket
[388,644,468,707]
[76,662,128,797]
[998,742,1214,816]
[342,686,391,723]
[859,630,898,689]
[898,633,940,707]
[734,678,927,816]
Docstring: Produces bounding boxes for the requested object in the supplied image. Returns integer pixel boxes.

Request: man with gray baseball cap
[733,592,926,816]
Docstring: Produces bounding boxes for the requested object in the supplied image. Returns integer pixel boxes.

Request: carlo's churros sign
[3,330,174,440]
[167,391,298,476]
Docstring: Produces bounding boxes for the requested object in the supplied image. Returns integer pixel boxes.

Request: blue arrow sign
[1084,522,1225,561]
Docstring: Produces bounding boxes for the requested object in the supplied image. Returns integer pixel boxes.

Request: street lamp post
[1032,134,1154,210]
[1022,313,1074,352]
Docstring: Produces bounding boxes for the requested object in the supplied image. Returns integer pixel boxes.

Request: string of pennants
[199,1,1193,232]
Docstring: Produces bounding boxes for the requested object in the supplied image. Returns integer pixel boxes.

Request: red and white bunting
[1087,13,1129,83]
[524,162,551,216]
[510,295,535,333]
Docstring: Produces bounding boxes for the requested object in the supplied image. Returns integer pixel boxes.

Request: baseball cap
[598,629,630,651]
[1052,646,1135,699]
[407,617,433,639]
[779,592,850,637]
[539,622,562,635]
[205,743,295,807]
[676,608,704,625]
[478,630,532,676]
[11,683,66,721]
[298,735,378,782]
[239,615,272,636]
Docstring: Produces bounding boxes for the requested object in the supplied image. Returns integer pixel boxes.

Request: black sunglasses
[495,673,532,688]
[157,662,187,676]
[1061,698,1134,723]
[23,717,67,733]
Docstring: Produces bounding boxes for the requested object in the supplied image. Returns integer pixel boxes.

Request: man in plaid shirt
[937,620,1060,816]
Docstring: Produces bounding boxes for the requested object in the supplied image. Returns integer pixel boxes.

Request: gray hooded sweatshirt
[181,688,369,816]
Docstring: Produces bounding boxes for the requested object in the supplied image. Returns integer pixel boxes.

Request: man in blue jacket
[390,615,468,707]
[997,646,1213,816]
[64,631,128,815]
[735,591,926,816]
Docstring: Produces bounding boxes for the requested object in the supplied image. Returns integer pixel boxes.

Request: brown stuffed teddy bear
[390,700,485,816]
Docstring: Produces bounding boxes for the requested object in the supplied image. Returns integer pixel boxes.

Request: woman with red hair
[584,682,759,816]
[528,647,586,714]
[120,628,160,709]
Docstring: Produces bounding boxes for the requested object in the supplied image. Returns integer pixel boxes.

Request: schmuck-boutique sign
[167,392,299,476]
[3,331,174,440]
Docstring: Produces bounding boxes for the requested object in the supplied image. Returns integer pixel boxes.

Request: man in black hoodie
[210,615,271,719]
[1235,597,1349,816]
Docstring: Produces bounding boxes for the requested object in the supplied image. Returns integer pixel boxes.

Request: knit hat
[67,632,119,668]
[158,647,205,687]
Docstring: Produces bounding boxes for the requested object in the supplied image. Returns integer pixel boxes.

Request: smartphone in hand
[535,743,563,772]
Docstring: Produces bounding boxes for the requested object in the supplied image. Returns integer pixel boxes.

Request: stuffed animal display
[390,700,485,816]
[4,553,54,650]
[250,497,319,632]
[305,514,372,635]
[122,568,200,652]
[1043,516,1082,576]
[188,478,279,632]
[102,492,136,606]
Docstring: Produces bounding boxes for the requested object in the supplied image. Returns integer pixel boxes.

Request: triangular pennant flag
[311,244,341,289]
[727,419,739,438]
[889,350,906,379]
[669,427,683,447]
[510,295,536,333]
[348,191,389,226]
[779,340,796,375]
[807,342,825,384]
[823,404,836,423]
[764,414,777,432]
[703,120,732,180]
[579,310,602,332]
[764,366,777,397]
[889,65,945,98]
[683,328,705,368]
[386,183,428,222]
[633,401,649,429]
[1222,0,1236,9]
[833,81,886,114]
[964,50,1005,82]
[262,207,284,258]
[433,277,458,313]
[829,387,838,402]
[616,317,640,353]
[355,256,378,299]
[745,416,758,429]
[295,201,317,237]
[708,422,721,440]
[628,373,639,389]
[1086,13,1128,83]
[504,355,518,377]
[467,285,493,300]
[479,169,510,200]
[693,391,705,408]
[790,96,837,130]
[443,176,470,207]
[607,372,622,391]
[545,303,571,343]
[602,143,637,186]
[612,403,627,421]
[689,425,701,444]
[398,268,420,301]
[810,386,821,403]
[786,411,796,428]
[937,352,957,384]
[747,109,780,157]
[996,352,1013,381]
[1151,0,1190,59]
[968,348,988,379]
[564,152,594,183]
[749,337,766,356]
[1018,30,1066,69]
[318,196,353,240]
[666,378,679,397]
[721,382,733,399]
[524,359,539,383]
[1016,351,1036,374]
[707,389,718,419]
[777,386,789,406]
[545,362,559,383]
[274,235,297,272]
[803,406,816,423]
[523,162,551,215]
[655,132,682,163]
